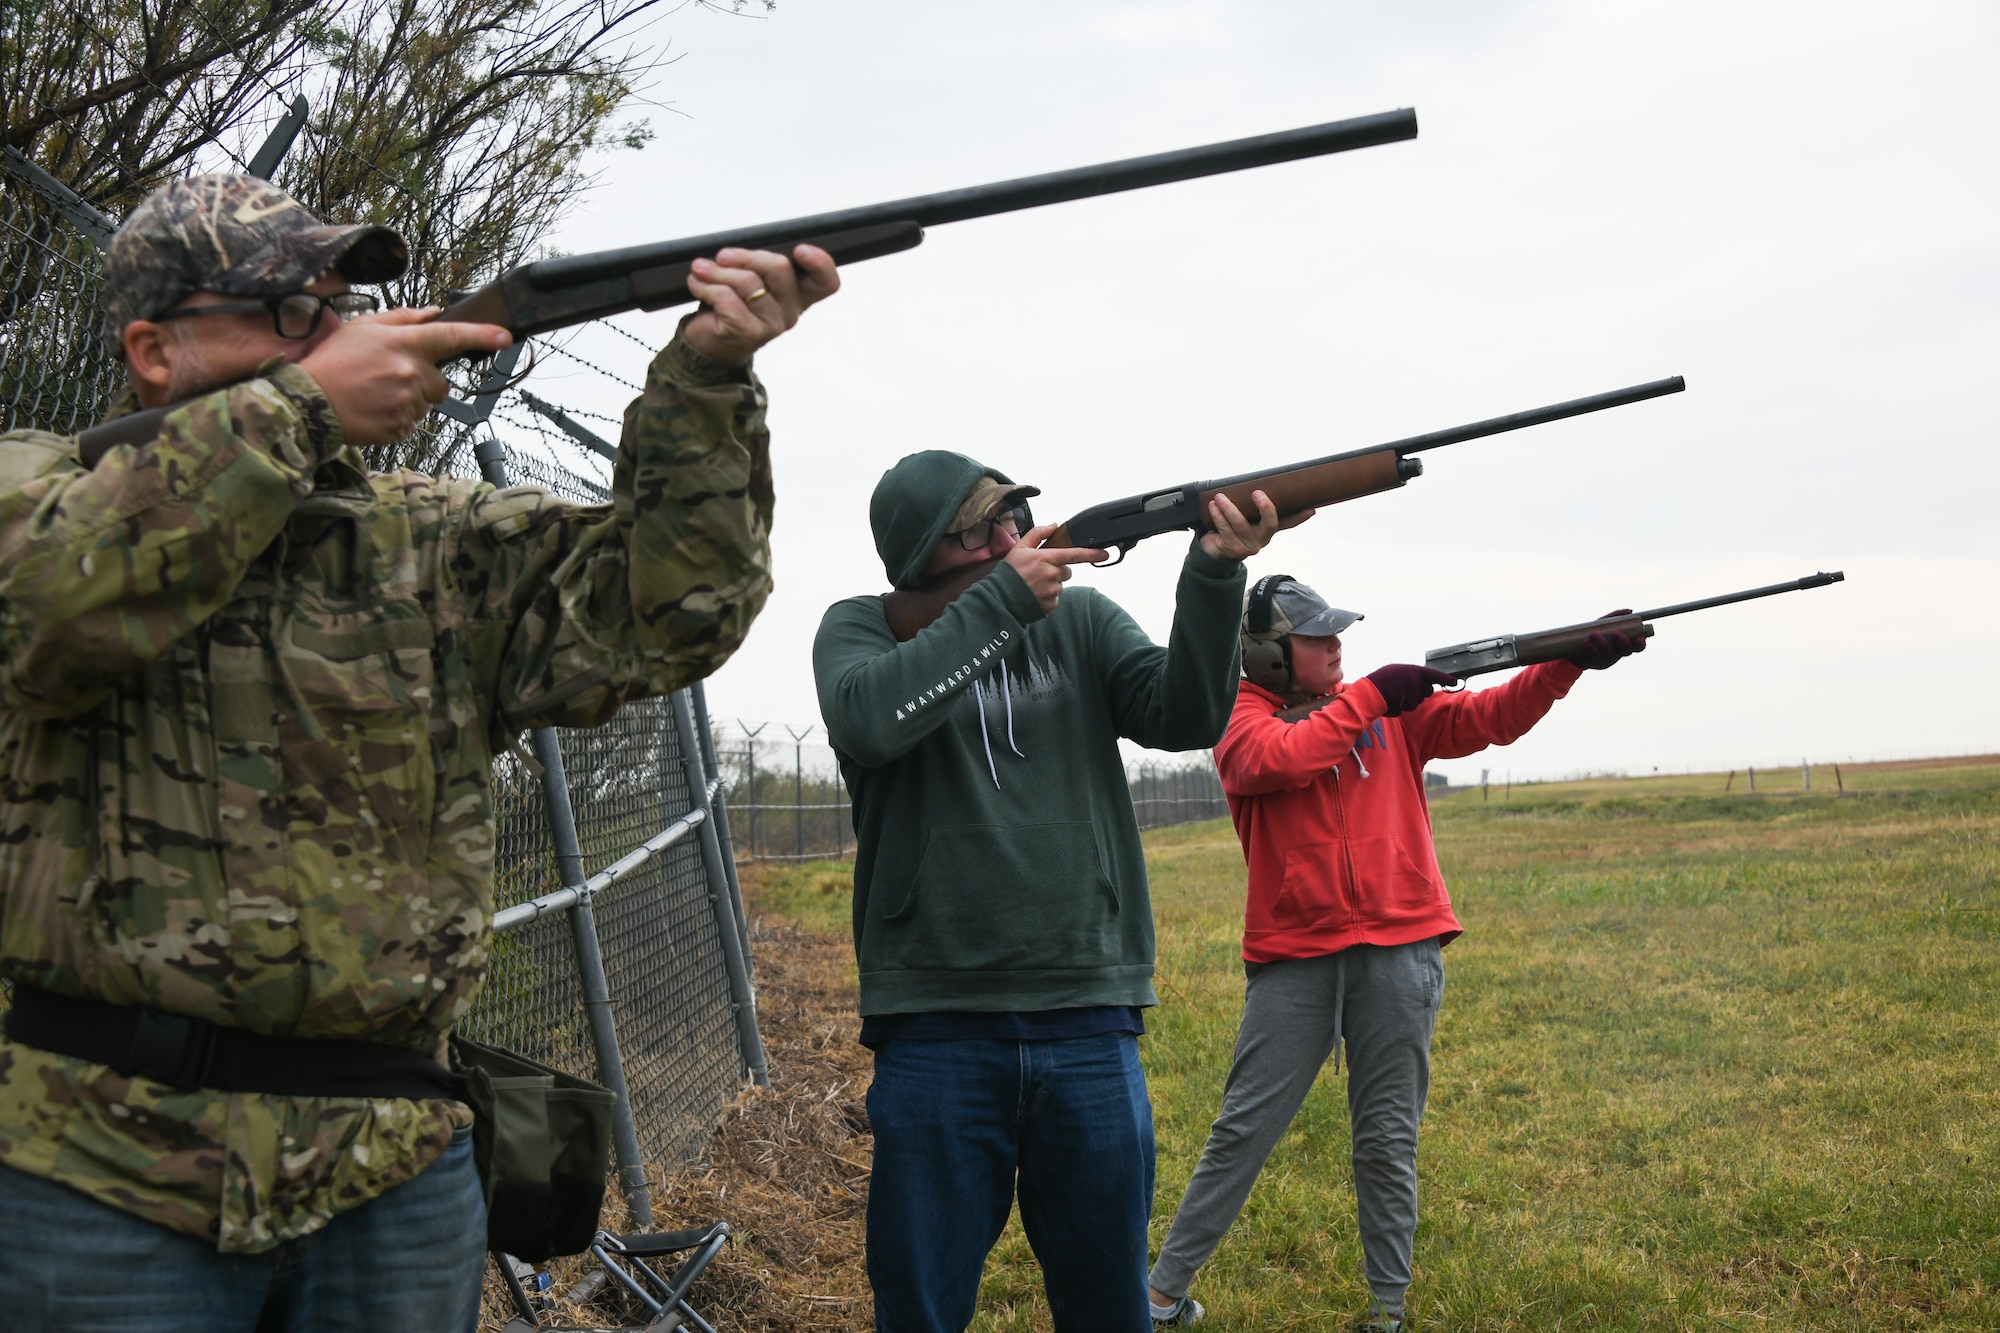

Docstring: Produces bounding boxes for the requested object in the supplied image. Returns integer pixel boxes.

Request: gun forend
[1427,615,1654,678]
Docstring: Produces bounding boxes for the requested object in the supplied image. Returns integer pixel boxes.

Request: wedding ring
[747,287,768,302]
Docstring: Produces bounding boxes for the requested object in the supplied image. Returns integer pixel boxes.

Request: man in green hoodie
[813,451,1306,1332]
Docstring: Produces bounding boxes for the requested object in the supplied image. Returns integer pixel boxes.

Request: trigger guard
[1442,678,1468,693]
[1091,545,1131,568]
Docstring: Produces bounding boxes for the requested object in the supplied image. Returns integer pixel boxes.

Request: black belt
[3,985,463,1101]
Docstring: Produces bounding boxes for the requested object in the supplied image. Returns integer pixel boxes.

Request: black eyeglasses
[155,291,381,340]
[951,504,1029,551]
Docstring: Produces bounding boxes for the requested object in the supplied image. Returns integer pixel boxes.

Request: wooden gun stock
[1274,695,1337,723]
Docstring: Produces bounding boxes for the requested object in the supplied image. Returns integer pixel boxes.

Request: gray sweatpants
[1149,939,1444,1309]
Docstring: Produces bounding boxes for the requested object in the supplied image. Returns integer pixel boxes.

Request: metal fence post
[0,146,117,247]
[528,729,654,1226]
[671,691,770,1088]
[738,721,769,860]
[478,435,653,1226]
[690,681,751,977]
[246,95,311,181]
[786,724,812,860]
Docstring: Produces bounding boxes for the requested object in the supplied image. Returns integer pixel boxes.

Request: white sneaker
[1151,1293,1205,1325]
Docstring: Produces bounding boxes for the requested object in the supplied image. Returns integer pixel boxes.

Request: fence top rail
[494,807,704,935]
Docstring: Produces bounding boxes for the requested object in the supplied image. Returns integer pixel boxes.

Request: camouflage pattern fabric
[100,174,407,356]
[0,336,773,1251]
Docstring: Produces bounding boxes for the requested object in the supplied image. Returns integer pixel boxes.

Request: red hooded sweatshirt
[1215,661,1584,962]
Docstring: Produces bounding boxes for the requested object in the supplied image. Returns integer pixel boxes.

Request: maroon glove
[1570,609,1649,670]
[1366,664,1459,716]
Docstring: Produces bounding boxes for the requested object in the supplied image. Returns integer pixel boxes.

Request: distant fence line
[713,723,1230,861]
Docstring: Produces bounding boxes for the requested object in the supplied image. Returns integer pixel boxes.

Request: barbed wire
[543,398,626,425]
[540,340,646,392]
[598,319,664,354]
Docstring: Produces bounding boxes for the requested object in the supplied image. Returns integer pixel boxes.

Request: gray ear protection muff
[1241,573,1295,692]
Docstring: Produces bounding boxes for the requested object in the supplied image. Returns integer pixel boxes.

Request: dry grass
[480,865,874,1332]
[637,910,875,1332]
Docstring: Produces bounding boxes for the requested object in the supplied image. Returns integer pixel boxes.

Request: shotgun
[1424,571,1847,677]
[883,377,1687,642]
[77,108,1418,466]
[1271,571,1846,722]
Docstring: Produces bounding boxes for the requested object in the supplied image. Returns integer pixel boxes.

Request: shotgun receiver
[882,377,1687,642]
[77,108,1418,466]
[1425,571,1847,678]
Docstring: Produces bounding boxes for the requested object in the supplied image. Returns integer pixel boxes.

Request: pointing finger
[369,305,442,326]
[406,320,512,361]
[1043,546,1110,566]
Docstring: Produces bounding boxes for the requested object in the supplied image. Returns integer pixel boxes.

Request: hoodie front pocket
[1271,841,1345,927]
[874,821,1119,973]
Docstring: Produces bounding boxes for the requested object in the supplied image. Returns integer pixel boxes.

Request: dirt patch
[512,869,875,1332]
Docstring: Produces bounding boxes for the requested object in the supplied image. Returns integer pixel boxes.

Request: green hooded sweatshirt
[813,450,1247,1016]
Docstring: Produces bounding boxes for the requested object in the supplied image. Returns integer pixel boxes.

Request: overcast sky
[512,0,1999,781]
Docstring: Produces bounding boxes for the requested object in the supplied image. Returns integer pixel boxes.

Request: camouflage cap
[949,476,1041,533]
[101,174,408,356]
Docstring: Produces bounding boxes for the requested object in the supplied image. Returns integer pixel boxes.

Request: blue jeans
[0,1126,487,1333]
[866,1034,1156,1333]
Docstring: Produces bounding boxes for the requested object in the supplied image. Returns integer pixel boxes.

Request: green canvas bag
[451,1035,618,1261]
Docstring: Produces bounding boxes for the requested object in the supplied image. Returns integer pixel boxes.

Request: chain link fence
[1129,757,1231,829]
[0,163,766,1229]
[713,727,855,862]
[712,723,1232,860]
[0,160,122,437]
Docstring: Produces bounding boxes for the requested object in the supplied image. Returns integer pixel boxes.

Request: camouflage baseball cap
[101,174,408,356]
[949,475,1041,533]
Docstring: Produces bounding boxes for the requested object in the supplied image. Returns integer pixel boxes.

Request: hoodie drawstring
[1001,659,1025,757]
[973,679,1001,788]
[1350,744,1370,779]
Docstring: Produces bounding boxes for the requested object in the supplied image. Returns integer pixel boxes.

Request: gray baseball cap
[1249,577,1362,639]
[101,174,408,357]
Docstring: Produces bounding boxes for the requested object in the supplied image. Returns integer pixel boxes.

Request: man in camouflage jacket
[0,175,837,1330]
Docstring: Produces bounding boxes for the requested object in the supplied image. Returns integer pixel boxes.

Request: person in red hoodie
[1145,576,1642,1331]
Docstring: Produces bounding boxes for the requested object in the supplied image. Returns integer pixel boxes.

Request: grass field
[746,759,2000,1331]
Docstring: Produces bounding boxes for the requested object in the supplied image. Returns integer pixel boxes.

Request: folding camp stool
[496,1223,732,1333]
